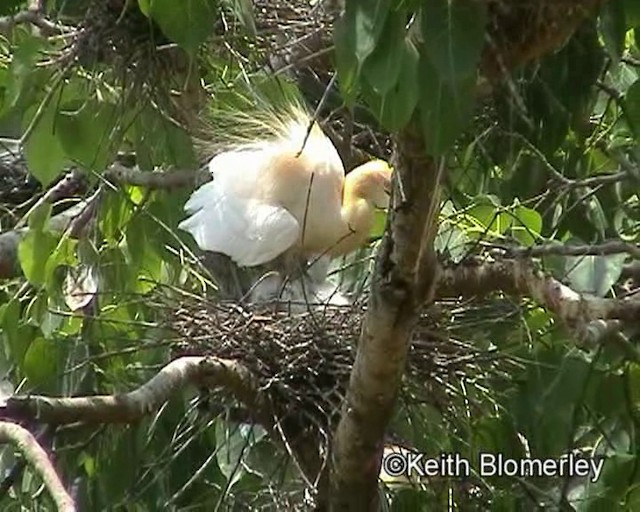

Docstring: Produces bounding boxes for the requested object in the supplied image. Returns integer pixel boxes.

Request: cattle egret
[178,107,392,274]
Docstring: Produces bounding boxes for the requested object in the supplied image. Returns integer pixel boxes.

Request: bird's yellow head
[344,159,393,209]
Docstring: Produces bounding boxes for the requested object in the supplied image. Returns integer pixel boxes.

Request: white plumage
[178,151,299,267]
[178,107,392,272]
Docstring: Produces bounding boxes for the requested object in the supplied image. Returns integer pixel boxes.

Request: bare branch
[0,10,65,36]
[436,259,640,326]
[494,240,640,259]
[0,165,206,280]
[103,164,209,190]
[5,356,272,426]
[0,422,75,512]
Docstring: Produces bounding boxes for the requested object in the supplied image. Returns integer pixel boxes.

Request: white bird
[179,106,392,303]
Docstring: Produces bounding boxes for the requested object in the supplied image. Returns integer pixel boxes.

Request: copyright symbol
[383,453,407,477]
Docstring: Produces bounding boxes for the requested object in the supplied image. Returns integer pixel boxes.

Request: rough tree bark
[329,125,442,510]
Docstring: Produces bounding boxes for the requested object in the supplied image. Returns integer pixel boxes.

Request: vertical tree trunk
[329,124,443,510]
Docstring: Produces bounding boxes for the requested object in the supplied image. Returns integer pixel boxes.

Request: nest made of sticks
[157,290,512,438]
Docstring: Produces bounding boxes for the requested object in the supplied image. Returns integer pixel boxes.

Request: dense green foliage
[0,0,639,510]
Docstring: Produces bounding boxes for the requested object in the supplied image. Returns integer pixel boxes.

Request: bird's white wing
[178,178,300,267]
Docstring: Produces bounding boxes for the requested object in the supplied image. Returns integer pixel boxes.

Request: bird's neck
[336,197,375,254]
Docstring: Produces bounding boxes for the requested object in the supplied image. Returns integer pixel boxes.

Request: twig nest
[158,290,509,433]
[168,298,361,425]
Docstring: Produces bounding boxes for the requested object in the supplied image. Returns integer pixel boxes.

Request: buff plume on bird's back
[179,98,393,305]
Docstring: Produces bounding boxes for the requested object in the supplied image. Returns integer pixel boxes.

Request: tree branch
[436,259,640,327]
[493,240,640,259]
[0,9,66,36]
[0,422,75,512]
[103,164,209,190]
[330,126,443,509]
[0,164,207,280]
[5,356,271,426]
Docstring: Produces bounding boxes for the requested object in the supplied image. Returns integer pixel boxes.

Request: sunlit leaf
[18,205,58,286]
[370,209,387,238]
[23,99,68,186]
[23,336,59,388]
[512,206,542,246]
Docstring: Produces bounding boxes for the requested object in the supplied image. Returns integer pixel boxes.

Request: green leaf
[585,194,608,238]
[23,336,59,388]
[99,191,135,244]
[365,40,419,132]
[18,205,59,287]
[28,203,52,231]
[421,0,487,82]
[347,0,391,66]
[512,206,542,246]
[625,79,640,138]
[418,52,475,156]
[131,107,196,169]
[627,363,640,411]
[23,99,68,186]
[435,220,469,263]
[18,230,57,287]
[333,16,360,103]
[2,32,45,115]
[0,299,36,369]
[333,0,392,101]
[468,203,513,236]
[125,216,165,293]
[142,0,217,53]
[56,100,118,171]
[564,253,627,297]
[599,0,626,63]
[362,9,406,95]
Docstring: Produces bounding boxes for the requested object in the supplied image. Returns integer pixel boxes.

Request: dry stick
[296,73,338,158]
[0,422,75,512]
